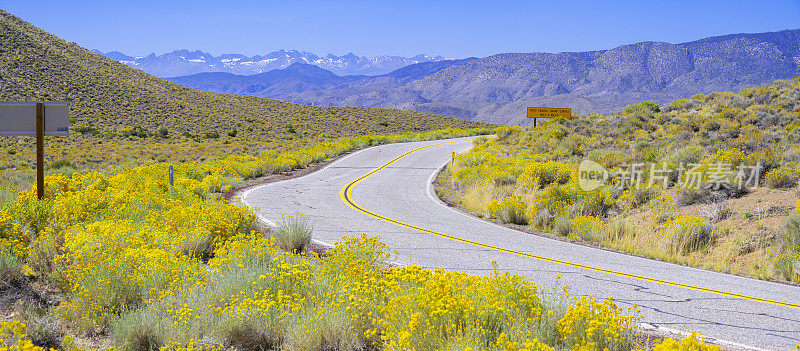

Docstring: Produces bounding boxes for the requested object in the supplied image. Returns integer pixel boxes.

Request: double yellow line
[339,140,800,310]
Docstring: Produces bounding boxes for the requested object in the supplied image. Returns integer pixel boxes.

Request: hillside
[164,29,800,124]
[165,63,365,97]
[0,10,485,143]
[165,59,475,99]
[438,78,800,283]
[96,49,446,76]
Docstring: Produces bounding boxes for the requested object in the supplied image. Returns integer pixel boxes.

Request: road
[241,137,800,350]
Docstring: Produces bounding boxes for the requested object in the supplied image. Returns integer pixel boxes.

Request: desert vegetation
[0,128,721,350]
[439,78,800,283]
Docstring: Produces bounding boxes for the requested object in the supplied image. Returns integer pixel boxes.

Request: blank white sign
[0,102,69,136]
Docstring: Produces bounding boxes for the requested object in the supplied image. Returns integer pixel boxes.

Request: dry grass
[605,187,796,281]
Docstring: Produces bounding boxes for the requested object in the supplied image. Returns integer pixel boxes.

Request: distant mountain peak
[98,49,446,77]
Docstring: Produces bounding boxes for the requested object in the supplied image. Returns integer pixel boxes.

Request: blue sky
[1,0,798,58]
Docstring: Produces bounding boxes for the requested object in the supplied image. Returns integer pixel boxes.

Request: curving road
[241,137,800,350]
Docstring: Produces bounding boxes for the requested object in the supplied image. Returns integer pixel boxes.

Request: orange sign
[527,107,571,119]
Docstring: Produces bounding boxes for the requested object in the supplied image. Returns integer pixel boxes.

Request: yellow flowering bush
[516,161,573,189]
[764,166,800,188]
[527,181,614,229]
[617,185,661,212]
[649,194,678,223]
[0,321,45,351]
[557,296,640,349]
[707,147,744,166]
[570,215,605,243]
[111,234,649,350]
[0,128,491,336]
[652,331,722,351]
[489,196,528,225]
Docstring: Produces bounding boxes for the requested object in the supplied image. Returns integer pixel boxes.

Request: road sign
[527,107,572,119]
[0,102,69,136]
[0,101,70,200]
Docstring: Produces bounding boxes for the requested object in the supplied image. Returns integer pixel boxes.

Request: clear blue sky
[1,0,798,58]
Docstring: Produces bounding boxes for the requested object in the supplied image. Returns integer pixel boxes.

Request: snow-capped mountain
[93,49,446,77]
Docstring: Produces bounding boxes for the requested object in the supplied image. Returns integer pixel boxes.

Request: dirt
[0,277,62,318]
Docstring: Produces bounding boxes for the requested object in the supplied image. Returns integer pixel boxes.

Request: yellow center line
[339,140,800,310]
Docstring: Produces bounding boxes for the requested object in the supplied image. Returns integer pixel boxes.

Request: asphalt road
[241,137,800,350]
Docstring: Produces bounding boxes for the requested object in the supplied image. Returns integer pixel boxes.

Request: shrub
[763,167,800,188]
[73,125,100,135]
[123,126,150,138]
[774,252,799,283]
[572,187,614,217]
[111,310,168,351]
[0,209,29,282]
[652,331,722,351]
[569,215,604,243]
[697,200,731,222]
[663,144,704,179]
[603,220,631,242]
[156,127,169,138]
[649,194,678,223]
[778,213,800,250]
[617,185,660,212]
[552,215,571,237]
[516,161,572,189]
[556,296,639,350]
[0,321,49,351]
[46,159,77,170]
[0,249,24,282]
[621,101,660,118]
[272,212,313,254]
[665,215,714,254]
[489,196,528,225]
[675,186,748,206]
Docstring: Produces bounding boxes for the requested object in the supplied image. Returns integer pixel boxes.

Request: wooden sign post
[36,103,45,199]
[0,102,70,200]
[527,107,572,127]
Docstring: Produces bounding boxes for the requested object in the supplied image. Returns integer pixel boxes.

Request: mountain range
[159,29,800,125]
[0,9,483,143]
[94,49,446,77]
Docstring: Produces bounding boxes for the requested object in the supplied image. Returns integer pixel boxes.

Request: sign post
[36,103,45,199]
[526,107,572,127]
[0,102,70,200]
[169,165,174,187]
